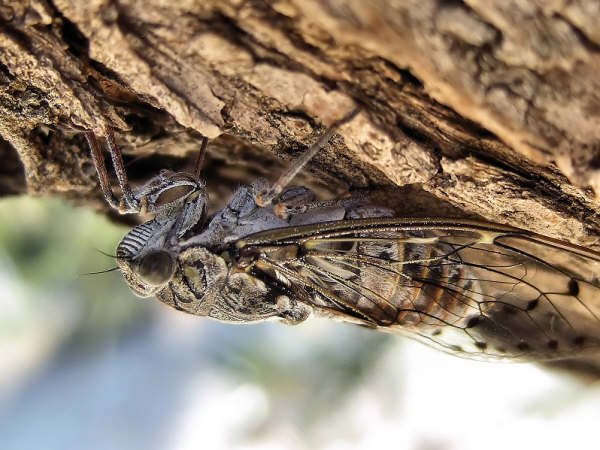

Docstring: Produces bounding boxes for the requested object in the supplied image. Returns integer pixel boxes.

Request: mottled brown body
[86,109,600,362]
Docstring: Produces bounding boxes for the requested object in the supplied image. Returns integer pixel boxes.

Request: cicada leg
[85,128,209,216]
[272,186,316,219]
[254,107,361,207]
[85,128,141,214]
[84,130,121,211]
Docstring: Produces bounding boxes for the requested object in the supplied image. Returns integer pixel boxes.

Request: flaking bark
[2,0,600,377]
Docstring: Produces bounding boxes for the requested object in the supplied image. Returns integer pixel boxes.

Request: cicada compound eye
[137,250,176,286]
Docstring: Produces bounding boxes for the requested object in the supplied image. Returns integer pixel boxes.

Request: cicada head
[117,219,228,314]
[118,238,227,316]
[115,173,210,297]
[116,220,179,297]
[116,224,228,306]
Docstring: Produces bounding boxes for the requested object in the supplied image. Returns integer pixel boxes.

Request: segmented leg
[84,131,119,210]
[193,136,209,179]
[104,128,138,212]
[86,129,209,215]
[254,108,361,207]
[85,129,140,214]
[273,186,317,219]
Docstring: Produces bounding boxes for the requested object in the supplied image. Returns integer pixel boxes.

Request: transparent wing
[237,218,600,361]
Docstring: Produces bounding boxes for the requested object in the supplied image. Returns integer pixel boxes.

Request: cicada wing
[239,218,600,361]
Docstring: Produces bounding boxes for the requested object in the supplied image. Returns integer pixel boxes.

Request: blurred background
[1,196,600,450]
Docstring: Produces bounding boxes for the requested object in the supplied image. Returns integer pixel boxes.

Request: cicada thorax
[156,244,293,324]
[153,245,227,316]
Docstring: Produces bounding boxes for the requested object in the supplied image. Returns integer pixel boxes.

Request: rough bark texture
[2,1,600,377]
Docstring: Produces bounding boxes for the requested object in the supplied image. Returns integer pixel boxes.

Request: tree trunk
[2,0,600,377]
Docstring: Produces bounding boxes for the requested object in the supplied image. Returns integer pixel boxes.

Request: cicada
[85,109,600,362]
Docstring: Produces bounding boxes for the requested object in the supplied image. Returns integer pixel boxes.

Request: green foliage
[0,196,150,347]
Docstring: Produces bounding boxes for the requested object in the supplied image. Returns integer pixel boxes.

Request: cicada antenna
[255,107,361,207]
[80,266,120,276]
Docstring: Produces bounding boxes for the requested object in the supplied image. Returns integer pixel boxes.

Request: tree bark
[2,0,600,377]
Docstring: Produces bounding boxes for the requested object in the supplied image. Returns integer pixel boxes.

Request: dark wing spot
[573,336,586,347]
[432,329,442,336]
[567,279,579,296]
[465,315,480,328]
[526,299,539,311]
[502,304,519,315]
[450,345,463,352]
[474,341,487,350]
[547,340,559,350]
[516,341,530,351]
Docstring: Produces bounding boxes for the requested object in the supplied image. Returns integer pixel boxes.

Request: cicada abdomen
[245,218,600,361]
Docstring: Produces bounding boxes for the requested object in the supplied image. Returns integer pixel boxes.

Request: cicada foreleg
[84,130,122,211]
[85,128,209,217]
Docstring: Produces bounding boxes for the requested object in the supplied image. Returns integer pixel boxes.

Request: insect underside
[85,109,600,362]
